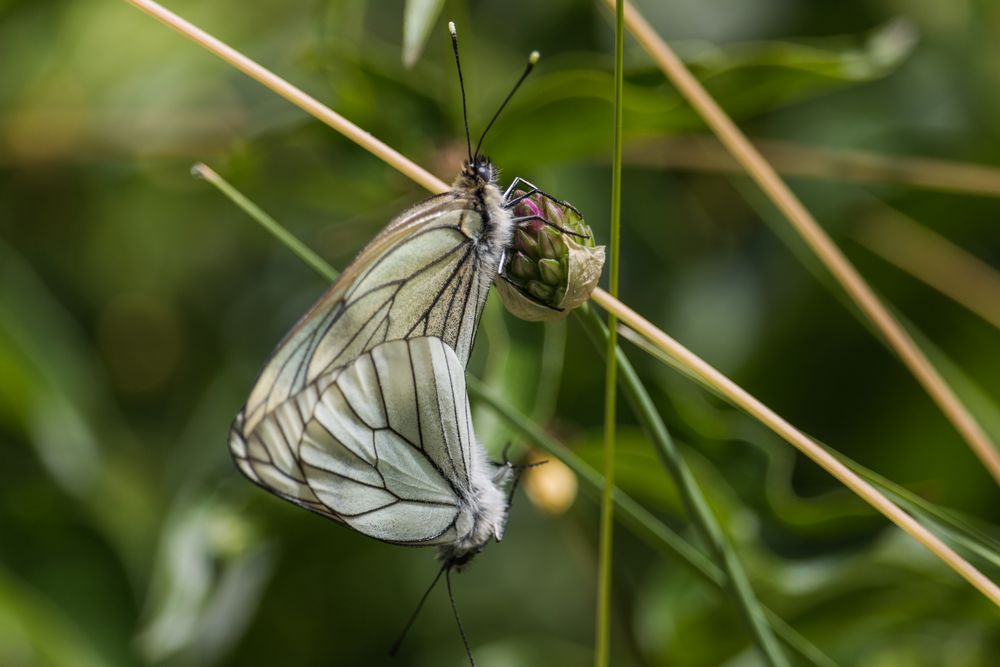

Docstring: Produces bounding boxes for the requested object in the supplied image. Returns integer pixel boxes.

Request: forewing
[230,336,481,546]
[371,336,475,491]
[240,191,491,436]
[228,384,336,521]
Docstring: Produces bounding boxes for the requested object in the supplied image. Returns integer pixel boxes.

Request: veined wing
[241,189,498,436]
[229,336,483,546]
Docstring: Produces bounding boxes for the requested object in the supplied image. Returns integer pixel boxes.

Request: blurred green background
[1,0,999,665]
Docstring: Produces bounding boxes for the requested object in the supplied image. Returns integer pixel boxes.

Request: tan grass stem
[589,287,1000,607]
[852,207,1000,331]
[626,135,1000,198]
[608,0,1000,485]
[125,0,1000,607]
[124,0,449,196]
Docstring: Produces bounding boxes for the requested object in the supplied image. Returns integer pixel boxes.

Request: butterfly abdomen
[437,431,511,567]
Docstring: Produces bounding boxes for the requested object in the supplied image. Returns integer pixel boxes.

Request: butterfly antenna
[474,49,540,159]
[389,563,447,658]
[446,567,476,667]
[506,460,548,507]
[449,22,473,163]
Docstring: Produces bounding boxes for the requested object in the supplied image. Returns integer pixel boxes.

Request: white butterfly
[230,335,512,563]
[227,23,571,664]
[227,162,564,564]
[226,155,542,664]
[228,23,553,566]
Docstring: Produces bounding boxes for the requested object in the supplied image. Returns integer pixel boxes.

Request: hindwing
[229,336,486,546]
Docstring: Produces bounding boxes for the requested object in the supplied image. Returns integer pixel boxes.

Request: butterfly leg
[503,176,584,218]
[501,176,531,202]
[502,177,552,207]
[496,442,548,511]
[510,214,590,240]
[503,177,590,239]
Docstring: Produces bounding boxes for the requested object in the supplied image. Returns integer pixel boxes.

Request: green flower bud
[516,228,539,257]
[541,199,564,228]
[538,226,566,259]
[538,258,563,285]
[510,252,539,281]
[496,189,606,321]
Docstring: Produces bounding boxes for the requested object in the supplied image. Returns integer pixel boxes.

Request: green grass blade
[402,0,445,68]
[192,163,339,282]
[466,376,715,579]
[579,305,792,667]
[618,310,1000,578]
[725,176,1000,570]
[596,2,625,664]
[0,565,113,667]
[836,451,1000,573]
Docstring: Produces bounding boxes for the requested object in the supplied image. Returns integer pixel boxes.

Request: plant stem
[192,164,338,282]
[579,305,791,667]
[626,135,1000,199]
[850,204,1000,332]
[618,312,1000,569]
[125,0,448,195]
[595,2,625,666]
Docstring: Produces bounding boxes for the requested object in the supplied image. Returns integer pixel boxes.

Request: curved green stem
[579,305,791,667]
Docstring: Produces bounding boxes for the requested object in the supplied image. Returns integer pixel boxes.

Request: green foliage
[1,1,998,666]
[403,0,447,68]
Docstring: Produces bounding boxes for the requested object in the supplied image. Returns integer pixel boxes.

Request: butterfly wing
[239,190,501,437]
[229,336,483,546]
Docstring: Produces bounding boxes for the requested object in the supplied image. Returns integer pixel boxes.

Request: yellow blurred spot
[523,450,577,516]
[5,108,86,164]
[2,73,87,164]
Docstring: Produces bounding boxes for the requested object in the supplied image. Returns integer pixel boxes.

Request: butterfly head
[458,155,497,187]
